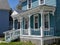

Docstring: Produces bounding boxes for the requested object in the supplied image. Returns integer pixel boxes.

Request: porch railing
[4,28,54,42]
[44,27,54,36]
[22,28,54,36]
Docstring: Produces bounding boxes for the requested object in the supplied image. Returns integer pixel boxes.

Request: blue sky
[8,0,19,10]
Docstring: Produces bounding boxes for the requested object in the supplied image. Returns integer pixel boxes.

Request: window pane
[35,16,38,29]
[44,15,49,29]
[28,0,32,8]
[40,0,44,4]
[25,18,28,29]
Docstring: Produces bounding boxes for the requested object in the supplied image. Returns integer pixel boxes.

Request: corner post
[41,11,44,37]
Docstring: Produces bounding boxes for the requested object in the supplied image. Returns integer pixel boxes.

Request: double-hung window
[34,15,39,29]
[44,14,50,30]
[39,0,44,5]
[24,18,28,29]
[27,0,32,9]
[17,22,20,29]
[40,0,44,4]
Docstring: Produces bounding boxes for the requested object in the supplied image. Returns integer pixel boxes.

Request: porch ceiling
[11,5,56,19]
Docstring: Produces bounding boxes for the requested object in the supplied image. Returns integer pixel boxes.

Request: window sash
[34,15,39,29]
[24,18,28,29]
[40,0,44,4]
[44,14,50,30]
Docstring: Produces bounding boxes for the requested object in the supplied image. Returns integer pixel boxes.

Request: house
[0,0,10,36]
[4,0,60,45]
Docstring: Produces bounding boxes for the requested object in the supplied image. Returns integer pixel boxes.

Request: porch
[3,5,55,42]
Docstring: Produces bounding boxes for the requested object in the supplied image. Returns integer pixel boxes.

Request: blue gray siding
[22,0,56,10]
[0,10,9,34]
[22,1,27,10]
[32,0,39,8]
[45,0,56,6]
[54,0,60,36]
[22,0,39,10]
[44,14,55,36]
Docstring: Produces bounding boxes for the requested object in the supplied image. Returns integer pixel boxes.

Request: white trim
[48,13,50,31]
[34,14,39,30]
[27,0,32,10]
[38,0,40,5]
[28,15,31,35]
[41,12,44,37]
[44,0,45,4]
[20,35,60,40]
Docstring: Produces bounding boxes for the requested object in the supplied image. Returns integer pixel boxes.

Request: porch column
[41,38,44,45]
[28,15,31,35]
[20,17,22,35]
[5,33,6,41]
[13,18,15,30]
[41,11,44,37]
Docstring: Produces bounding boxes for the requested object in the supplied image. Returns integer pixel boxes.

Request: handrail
[3,29,20,34]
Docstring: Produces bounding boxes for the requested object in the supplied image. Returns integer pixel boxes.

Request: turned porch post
[20,17,23,35]
[13,18,15,30]
[28,15,31,35]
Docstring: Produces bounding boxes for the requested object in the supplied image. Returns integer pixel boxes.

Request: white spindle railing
[44,27,54,36]
[22,29,29,35]
[4,29,20,42]
[4,28,54,42]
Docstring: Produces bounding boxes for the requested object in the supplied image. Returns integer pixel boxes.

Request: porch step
[6,35,20,42]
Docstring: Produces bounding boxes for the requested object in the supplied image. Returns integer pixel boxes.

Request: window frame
[39,0,45,5]
[34,14,39,30]
[44,14,50,31]
[24,18,28,29]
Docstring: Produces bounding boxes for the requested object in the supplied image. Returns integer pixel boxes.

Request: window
[17,22,20,29]
[27,0,32,9]
[24,18,28,29]
[44,14,50,30]
[34,15,39,29]
[40,0,44,4]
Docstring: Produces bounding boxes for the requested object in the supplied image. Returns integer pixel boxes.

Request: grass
[0,41,35,45]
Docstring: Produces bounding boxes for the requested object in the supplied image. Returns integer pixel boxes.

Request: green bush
[0,41,35,45]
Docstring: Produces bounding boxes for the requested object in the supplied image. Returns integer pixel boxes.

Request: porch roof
[11,5,56,19]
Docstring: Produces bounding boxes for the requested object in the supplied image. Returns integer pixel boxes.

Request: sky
[8,0,19,10]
